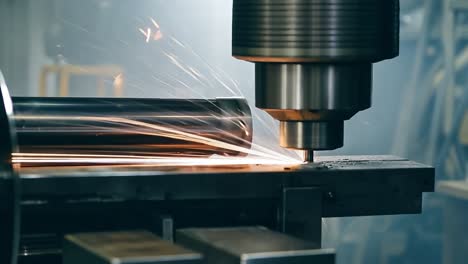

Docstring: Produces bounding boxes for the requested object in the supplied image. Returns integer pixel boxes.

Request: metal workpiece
[0,71,20,264]
[176,227,335,264]
[63,231,202,264]
[232,0,399,62]
[12,97,253,158]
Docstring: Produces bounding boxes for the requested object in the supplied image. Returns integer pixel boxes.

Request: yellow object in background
[39,65,124,97]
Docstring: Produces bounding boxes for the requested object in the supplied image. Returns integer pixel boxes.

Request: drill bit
[303,150,314,163]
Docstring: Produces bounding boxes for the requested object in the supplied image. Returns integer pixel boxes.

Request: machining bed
[5,155,434,264]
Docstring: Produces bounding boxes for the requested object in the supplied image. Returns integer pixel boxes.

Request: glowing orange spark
[138,18,163,43]
[153,30,163,41]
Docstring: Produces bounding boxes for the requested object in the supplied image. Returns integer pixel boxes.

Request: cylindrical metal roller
[12,97,253,157]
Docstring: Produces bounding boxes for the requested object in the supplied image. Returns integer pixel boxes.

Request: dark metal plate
[16,155,434,217]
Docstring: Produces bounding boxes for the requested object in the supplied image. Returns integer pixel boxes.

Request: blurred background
[0,0,466,263]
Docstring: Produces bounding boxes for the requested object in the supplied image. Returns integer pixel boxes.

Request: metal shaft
[12,97,253,157]
[303,150,314,163]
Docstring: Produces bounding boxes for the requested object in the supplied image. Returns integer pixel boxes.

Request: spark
[163,52,201,82]
[145,28,152,43]
[210,69,236,95]
[150,17,160,29]
[169,39,242,96]
[188,67,202,78]
[170,37,185,48]
[13,153,301,167]
[153,30,163,41]
[139,27,152,43]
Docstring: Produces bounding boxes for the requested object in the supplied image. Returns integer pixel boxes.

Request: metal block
[63,231,202,264]
[177,227,335,264]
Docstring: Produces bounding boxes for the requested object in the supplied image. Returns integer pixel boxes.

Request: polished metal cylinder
[256,63,372,119]
[12,97,253,157]
[280,121,344,150]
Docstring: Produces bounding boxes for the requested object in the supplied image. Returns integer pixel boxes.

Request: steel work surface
[14,155,434,218]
